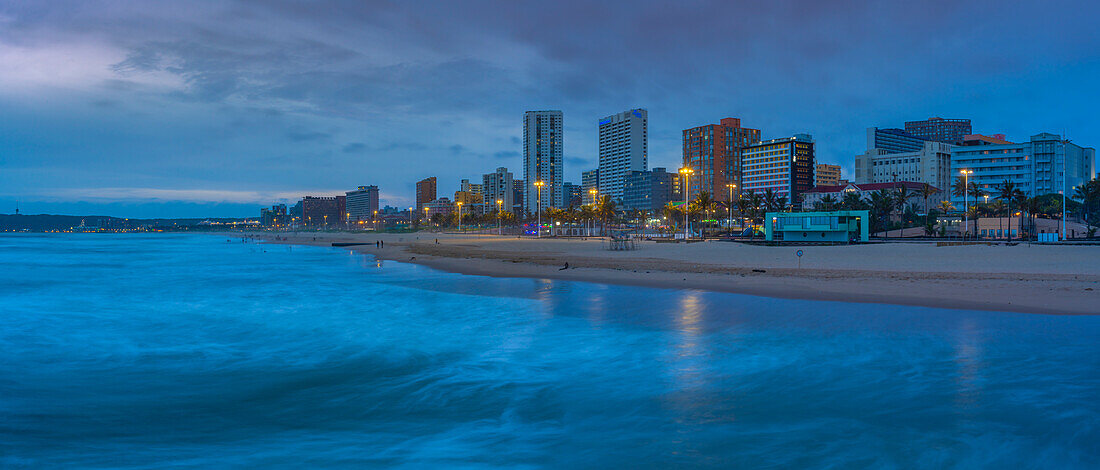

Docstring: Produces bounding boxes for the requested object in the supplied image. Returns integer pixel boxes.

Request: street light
[456,201,464,233]
[424,206,430,228]
[679,167,694,240]
[409,207,414,228]
[726,183,737,233]
[960,169,972,239]
[534,180,545,238]
[588,188,598,236]
[496,199,503,235]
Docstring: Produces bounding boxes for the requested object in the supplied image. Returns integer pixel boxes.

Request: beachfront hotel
[682,117,761,200]
[523,110,564,213]
[741,134,816,203]
[597,108,648,202]
[949,132,1096,205]
[345,185,379,223]
[814,163,842,187]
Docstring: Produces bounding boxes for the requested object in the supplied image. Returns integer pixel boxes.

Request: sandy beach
[246,231,1100,315]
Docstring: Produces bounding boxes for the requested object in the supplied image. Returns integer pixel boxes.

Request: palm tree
[663,202,682,233]
[952,178,967,200]
[595,195,616,236]
[762,188,780,213]
[817,195,838,211]
[995,180,1024,241]
[894,185,914,232]
[1074,178,1100,234]
[735,197,753,233]
[919,183,937,228]
[842,192,865,211]
[868,189,894,236]
[692,191,716,237]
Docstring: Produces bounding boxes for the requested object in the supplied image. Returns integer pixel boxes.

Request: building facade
[950,132,1096,205]
[581,169,599,204]
[905,117,972,145]
[597,108,648,201]
[301,196,346,227]
[865,127,926,154]
[345,185,379,222]
[415,177,437,210]
[622,167,680,213]
[523,110,564,214]
[682,117,760,201]
[741,134,815,203]
[482,167,515,213]
[562,182,582,207]
[422,198,454,220]
[855,140,954,192]
[815,164,841,187]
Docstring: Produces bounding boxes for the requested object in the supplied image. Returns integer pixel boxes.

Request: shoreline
[245,232,1100,316]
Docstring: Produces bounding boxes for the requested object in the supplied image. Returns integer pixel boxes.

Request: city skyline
[2,1,1100,218]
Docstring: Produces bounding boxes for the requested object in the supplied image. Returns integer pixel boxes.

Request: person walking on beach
[375,241,379,248]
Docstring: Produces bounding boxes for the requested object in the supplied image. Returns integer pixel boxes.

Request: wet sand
[246,231,1100,315]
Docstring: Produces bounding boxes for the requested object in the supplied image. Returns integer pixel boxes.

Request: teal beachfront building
[764,210,869,243]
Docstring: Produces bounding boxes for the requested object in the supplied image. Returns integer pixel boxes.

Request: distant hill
[0,214,253,232]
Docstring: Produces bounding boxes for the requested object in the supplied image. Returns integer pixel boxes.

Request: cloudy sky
[2,0,1099,218]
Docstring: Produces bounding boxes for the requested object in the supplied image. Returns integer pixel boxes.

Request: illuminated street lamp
[588,188,598,236]
[456,201,464,233]
[496,199,503,235]
[679,167,694,239]
[726,183,737,232]
[960,169,972,239]
[534,180,545,238]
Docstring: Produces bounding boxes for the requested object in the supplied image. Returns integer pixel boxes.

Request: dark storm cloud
[1,0,1099,217]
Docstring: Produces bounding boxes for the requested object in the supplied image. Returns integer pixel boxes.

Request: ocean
[1,233,1097,468]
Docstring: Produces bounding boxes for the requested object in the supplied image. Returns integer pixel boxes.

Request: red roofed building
[801,181,942,212]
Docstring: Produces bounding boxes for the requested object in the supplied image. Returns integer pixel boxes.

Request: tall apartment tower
[682,117,760,201]
[523,110,564,214]
[415,177,437,210]
[597,108,648,201]
[904,117,972,145]
[482,167,515,213]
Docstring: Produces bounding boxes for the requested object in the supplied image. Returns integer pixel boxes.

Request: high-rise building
[562,182,582,207]
[301,196,346,227]
[511,179,524,214]
[581,169,600,204]
[345,185,379,222]
[598,108,648,201]
[682,117,761,201]
[865,127,926,154]
[950,132,1096,205]
[814,164,842,187]
[523,110,564,214]
[415,177,437,210]
[260,204,288,227]
[482,167,514,213]
[905,117,972,145]
[741,134,816,203]
[622,167,680,213]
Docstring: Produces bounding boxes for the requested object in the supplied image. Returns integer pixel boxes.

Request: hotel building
[345,185,379,223]
[741,134,815,203]
[597,108,648,201]
[524,110,564,213]
[682,117,760,201]
[950,133,1096,205]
